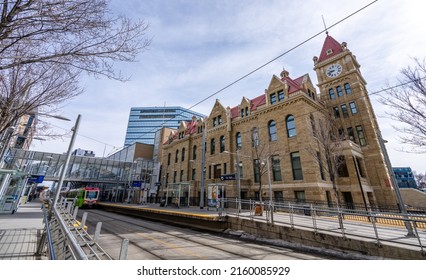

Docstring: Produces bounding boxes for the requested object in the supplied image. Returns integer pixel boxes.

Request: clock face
[326,63,342,78]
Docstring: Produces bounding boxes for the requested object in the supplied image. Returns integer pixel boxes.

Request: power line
[46,1,380,153]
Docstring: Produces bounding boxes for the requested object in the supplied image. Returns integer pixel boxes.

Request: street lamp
[378,133,415,237]
[50,114,81,216]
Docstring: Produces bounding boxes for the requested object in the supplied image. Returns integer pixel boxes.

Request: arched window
[286,115,297,137]
[268,120,277,141]
[167,153,171,165]
[175,149,179,163]
[329,88,336,100]
[181,147,185,161]
[252,127,259,147]
[210,138,215,155]
[344,83,352,94]
[192,145,197,160]
[336,86,343,97]
[220,135,225,153]
[236,132,242,149]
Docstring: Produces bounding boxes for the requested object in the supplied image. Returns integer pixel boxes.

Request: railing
[37,198,115,260]
[219,198,426,255]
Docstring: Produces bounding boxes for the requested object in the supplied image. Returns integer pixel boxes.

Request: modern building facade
[159,33,398,209]
[393,167,418,189]
[124,106,206,146]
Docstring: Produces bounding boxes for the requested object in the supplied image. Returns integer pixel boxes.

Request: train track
[79,209,334,260]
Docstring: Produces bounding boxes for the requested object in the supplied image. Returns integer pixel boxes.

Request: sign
[131,181,142,187]
[220,173,236,181]
[27,175,45,184]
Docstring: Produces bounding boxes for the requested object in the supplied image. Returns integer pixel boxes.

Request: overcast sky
[31,0,426,173]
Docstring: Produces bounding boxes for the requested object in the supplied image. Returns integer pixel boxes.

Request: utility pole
[235,148,241,212]
[50,114,81,217]
[200,124,206,209]
[377,130,415,237]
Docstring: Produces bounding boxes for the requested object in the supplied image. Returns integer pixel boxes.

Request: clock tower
[313,33,397,207]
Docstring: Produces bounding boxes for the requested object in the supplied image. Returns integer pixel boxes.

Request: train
[63,187,100,208]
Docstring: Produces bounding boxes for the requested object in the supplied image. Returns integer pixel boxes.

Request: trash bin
[160,199,166,207]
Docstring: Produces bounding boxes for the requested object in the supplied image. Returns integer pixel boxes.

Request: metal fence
[219,198,426,255]
[37,198,115,260]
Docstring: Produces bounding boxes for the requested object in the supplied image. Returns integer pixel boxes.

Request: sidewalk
[0,199,44,260]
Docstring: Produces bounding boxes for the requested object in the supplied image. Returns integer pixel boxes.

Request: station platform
[1,200,425,260]
[0,199,44,260]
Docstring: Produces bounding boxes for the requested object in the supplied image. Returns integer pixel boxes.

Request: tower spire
[321,15,328,35]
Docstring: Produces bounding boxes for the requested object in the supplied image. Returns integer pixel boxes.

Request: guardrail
[219,198,426,255]
[36,198,114,260]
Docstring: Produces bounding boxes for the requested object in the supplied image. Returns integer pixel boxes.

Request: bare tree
[306,112,347,227]
[379,58,426,152]
[414,171,426,190]
[0,0,150,138]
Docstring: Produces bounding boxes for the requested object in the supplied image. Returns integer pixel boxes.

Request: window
[223,162,227,174]
[236,132,242,149]
[181,147,185,161]
[220,135,225,153]
[338,128,345,140]
[317,152,325,180]
[347,127,355,142]
[355,157,365,178]
[180,170,184,181]
[336,86,343,97]
[214,164,222,179]
[344,83,352,94]
[333,106,340,118]
[341,104,349,118]
[213,117,217,127]
[241,109,244,118]
[337,155,349,177]
[329,88,336,100]
[218,115,222,125]
[245,107,249,116]
[356,125,367,146]
[167,153,171,166]
[286,115,297,137]
[252,127,259,147]
[268,120,277,141]
[253,159,260,183]
[270,93,277,104]
[192,168,196,180]
[291,152,303,180]
[349,102,358,114]
[272,155,282,181]
[175,150,179,163]
[310,114,316,136]
[208,165,212,179]
[295,191,306,203]
[192,145,197,160]
[210,138,215,155]
[173,171,177,183]
[278,90,285,101]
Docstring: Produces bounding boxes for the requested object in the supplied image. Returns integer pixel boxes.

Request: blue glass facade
[124,106,205,146]
[393,167,418,189]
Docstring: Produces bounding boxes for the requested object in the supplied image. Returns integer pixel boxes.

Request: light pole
[50,114,81,216]
[200,125,206,209]
[378,131,415,237]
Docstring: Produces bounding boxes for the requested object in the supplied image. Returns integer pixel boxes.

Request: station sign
[27,175,45,184]
[220,173,236,181]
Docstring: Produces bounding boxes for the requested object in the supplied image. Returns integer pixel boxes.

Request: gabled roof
[282,75,304,95]
[317,34,344,63]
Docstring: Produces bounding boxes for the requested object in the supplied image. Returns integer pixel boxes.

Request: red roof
[317,34,343,63]
[282,75,304,95]
[250,95,266,110]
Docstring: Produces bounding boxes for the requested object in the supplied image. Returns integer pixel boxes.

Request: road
[79,209,335,260]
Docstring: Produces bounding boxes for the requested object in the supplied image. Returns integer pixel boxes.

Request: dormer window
[270,93,277,104]
[245,107,249,116]
[213,117,217,127]
[240,109,244,118]
[277,90,284,101]
[218,115,222,125]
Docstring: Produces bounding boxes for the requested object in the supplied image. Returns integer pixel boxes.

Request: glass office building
[124,106,205,146]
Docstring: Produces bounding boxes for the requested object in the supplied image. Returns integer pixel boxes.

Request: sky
[31,0,426,173]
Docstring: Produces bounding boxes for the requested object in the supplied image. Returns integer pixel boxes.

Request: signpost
[220,173,236,181]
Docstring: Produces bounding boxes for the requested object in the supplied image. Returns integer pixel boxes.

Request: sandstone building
[159,34,397,209]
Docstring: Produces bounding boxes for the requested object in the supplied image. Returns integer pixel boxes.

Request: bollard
[94,222,103,242]
[119,239,129,260]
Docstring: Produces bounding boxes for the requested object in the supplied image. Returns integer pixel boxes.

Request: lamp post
[378,131,415,237]
[200,125,206,209]
[50,114,81,216]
